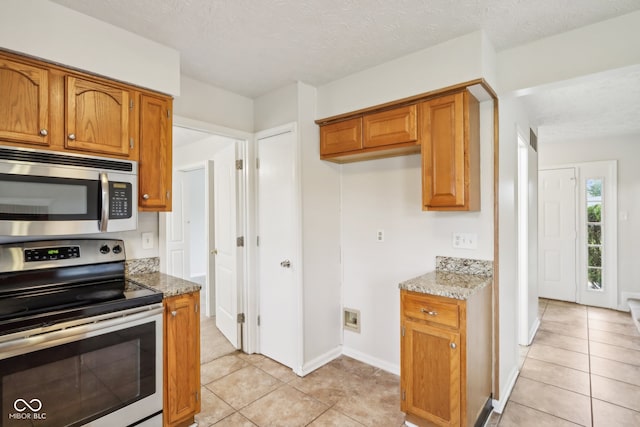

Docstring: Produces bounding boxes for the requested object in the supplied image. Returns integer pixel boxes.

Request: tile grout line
[586,306,594,427]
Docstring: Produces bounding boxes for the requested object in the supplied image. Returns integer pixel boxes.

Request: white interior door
[538,168,577,302]
[165,170,188,278]
[212,146,239,348]
[257,128,298,370]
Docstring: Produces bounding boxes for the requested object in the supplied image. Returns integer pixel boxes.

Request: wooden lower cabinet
[164,291,201,427]
[401,288,491,427]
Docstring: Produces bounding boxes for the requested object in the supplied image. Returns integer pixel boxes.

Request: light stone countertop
[126,272,201,298]
[399,270,492,300]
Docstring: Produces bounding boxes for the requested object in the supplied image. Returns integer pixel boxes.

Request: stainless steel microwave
[0,146,137,236]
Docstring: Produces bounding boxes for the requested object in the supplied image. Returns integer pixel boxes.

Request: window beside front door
[586,178,603,291]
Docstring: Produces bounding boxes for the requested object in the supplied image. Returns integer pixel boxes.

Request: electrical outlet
[376,229,384,242]
[142,232,154,249]
[452,232,477,249]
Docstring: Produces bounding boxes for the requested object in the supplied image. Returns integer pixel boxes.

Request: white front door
[257,126,299,371]
[538,168,577,302]
[212,145,240,348]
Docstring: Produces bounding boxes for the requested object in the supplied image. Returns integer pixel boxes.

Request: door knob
[142,193,150,200]
[280,259,291,268]
[39,129,48,136]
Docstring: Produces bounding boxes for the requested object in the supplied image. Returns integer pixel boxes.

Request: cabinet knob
[171,310,177,317]
[39,129,48,136]
[420,308,438,316]
[450,342,457,349]
[68,133,76,140]
[142,193,150,200]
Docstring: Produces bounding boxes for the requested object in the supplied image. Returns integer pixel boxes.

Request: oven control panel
[24,246,80,262]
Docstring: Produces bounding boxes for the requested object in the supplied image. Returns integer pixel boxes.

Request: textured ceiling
[50,0,640,142]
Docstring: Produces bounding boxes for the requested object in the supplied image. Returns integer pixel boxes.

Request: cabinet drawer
[363,105,417,148]
[402,292,459,329]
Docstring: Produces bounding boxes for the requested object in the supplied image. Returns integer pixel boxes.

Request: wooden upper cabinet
[420,90,480,211]
[320,117,362,156]
[138,93,172,212]
[363,104,417,148]
[0,55,50,146]
[65,76,132,157]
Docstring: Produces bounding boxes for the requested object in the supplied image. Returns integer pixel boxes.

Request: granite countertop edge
[398,270,493,300]
[126,272,202,298]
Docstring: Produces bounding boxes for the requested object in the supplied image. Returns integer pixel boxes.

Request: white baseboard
[527,317,541,345]
[492,367,519,413]
[297,346,342,377]
[341,346,400,376]
[619,292,640,311]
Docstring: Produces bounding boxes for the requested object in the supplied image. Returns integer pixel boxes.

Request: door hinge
[195,391,199,402]
[195,303,198,313]
[257,315,261,326]
[166,190,171,200]
[257,236,260,247]
[167,108,171,118]
[129,137,134,149]
[402,390,406,401]
[237,313,245,324]
[237,236,244,247]
[129,99,134,110]
[401,326,405,337]
[256,158,260,169]
[236,159,243,170]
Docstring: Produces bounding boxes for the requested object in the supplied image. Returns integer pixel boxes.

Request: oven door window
[0,173,99,221]
[0,322,156,427]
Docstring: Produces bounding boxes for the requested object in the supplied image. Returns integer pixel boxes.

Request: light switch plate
[452,232,477,249]
[142,232,154,249]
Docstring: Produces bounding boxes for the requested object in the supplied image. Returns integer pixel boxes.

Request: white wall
[538,133,640,305]
[254,84,299,131]
[317,31,494,118]
[497,10,640,94]
[174,76,254,133]
[0,0,180,95]
[496,96,532,410]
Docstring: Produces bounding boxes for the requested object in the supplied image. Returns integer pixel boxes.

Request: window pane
[586,179,602,200]
[588,268,602,290]
[588,246,602,267]
[587,203,602,222]
[588,225,602,245]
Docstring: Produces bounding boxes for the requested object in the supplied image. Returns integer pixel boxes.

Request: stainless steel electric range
[0,239,163,427]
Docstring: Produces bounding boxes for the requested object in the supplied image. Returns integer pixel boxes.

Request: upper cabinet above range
[0,50,174,213]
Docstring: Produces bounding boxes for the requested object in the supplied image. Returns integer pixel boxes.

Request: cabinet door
[139,93,172,211]
[402,320,460,426]
[65,76,132,157]
[320,117,362,155]
[0,56,50,146]
[421,92,467,209]
[363,105,417,148]
[164,292,201,426]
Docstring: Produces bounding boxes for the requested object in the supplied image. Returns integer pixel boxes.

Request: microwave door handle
[99,172,109,232]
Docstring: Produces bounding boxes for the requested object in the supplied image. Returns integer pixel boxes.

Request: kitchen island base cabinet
[164,291,201,427]
[401,287,491,427]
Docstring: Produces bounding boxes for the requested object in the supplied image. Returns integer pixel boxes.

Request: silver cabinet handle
[68,133,76,140]
[39,129,48,136]
[142,194,150,200]
[171,311,177,317]
[450,342,457,349]
[280,259,291,268]
[420,308,438,316]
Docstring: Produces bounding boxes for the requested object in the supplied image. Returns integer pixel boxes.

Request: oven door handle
[0,305,163,360]
[99,171,109,232]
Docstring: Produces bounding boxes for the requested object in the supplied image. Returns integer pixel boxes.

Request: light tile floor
[494,298,640,426]
[198,298,640,427]
[196,316,405,426]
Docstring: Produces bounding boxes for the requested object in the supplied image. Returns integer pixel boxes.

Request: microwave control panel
[109,182,133,219]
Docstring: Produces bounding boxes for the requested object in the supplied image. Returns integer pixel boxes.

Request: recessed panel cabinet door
[139,93,172,211]
[65,76,131,157]
[402,320,461,426]
[0,56,50,146]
